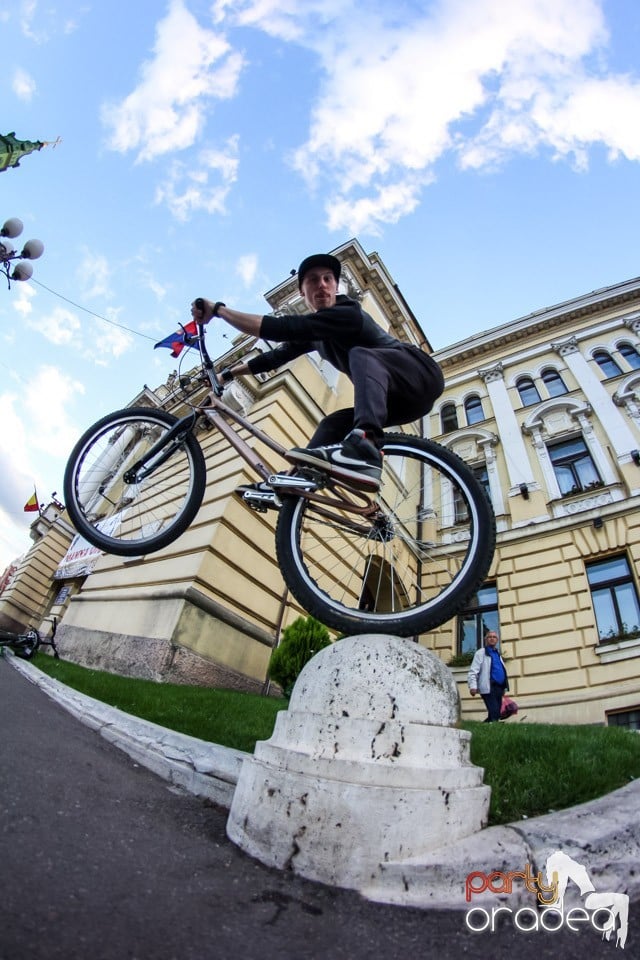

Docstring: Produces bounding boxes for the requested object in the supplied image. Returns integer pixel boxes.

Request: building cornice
[434,277,640,369]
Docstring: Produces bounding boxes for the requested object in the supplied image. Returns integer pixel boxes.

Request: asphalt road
[0,656,633,960]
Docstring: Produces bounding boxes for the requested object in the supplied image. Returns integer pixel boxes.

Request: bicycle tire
[275,433,496,637]
[63,407,206,557]
[16,629,40,660]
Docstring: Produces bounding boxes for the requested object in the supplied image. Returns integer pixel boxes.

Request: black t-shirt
[247,295,405,378]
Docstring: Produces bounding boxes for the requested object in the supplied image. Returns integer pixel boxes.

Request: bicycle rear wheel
[16,629,40,660]
[275,433,496,637]
[63,407,206,557]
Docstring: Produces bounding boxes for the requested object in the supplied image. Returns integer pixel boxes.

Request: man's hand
[469,688,477,697]
[191,298,215,323]
[191,299,263,337]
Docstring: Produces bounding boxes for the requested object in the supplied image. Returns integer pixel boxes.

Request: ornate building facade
[428,278,640,725]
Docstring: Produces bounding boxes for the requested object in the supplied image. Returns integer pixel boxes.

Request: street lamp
[1,217,44,288]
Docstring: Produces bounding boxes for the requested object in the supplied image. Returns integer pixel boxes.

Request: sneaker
[285,429,383,489]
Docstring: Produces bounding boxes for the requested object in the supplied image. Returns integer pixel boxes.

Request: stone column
[479,363,535,488]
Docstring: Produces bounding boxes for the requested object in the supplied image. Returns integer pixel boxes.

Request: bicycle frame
[167,322,380,520]
[64,321,496,635]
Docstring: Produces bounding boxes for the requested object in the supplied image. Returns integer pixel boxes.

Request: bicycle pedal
[268,473,319,491]
[241,489,281,512]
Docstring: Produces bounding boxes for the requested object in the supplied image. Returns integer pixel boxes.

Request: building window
[547,436,602,496]
[464,395,484,426]
[593,349,622,378]
[541,367,568,397]
[473,464,491,503]
[607,708,640,730]
[452,465,491,522]
[440,402,458,433]
[618,342,640,370]
[516,376,541,406]
[457,583,499,656]
[586,554,640,644]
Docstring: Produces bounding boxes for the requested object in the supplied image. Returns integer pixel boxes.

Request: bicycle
[0,627,41,660]
[63,319,496,638]
[0,617,59,660]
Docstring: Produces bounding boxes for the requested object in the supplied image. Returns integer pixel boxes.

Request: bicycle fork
[123,411,199,484]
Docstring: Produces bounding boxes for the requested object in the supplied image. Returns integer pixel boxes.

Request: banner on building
[54,532,103,579]
[54,515,121,580]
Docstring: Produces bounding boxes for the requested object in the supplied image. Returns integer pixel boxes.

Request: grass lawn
[30,652,640,826]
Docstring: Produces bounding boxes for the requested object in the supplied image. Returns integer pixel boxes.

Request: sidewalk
[9,654,640,912]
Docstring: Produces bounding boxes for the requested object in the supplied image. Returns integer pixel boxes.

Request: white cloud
[23,365,86,458]
[12,68,36,101]
[326,177,432,235]
[87,317,134,363]
[0,366,85,569]
[236,253,259,287]
[217,0,640,234]
[154,136,239,220]
[77,249,113,300]
[17,0,39,41]
[102,0,245,163]
[11,281,36,318]
[28,305,81,346]
[21,288,133,362]
[212,0,344,41]
[138,270,168,301]
[0,391,35,488]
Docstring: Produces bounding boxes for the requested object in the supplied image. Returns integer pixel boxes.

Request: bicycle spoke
[276,433,495,636]
[64,408,206,556]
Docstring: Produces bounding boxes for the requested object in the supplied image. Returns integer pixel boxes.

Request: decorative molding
[478,362,504,383]
[551,336,580,357]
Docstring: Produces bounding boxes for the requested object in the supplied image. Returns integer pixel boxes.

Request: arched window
[541,367,568,398]
[593,350,622,378]
[516,376,541,406]
[618,342,640,370]
[464,394,484,425]
[440,402,458,433]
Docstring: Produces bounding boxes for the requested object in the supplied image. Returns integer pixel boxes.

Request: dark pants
[481,682,506,722]
[308,345,445,447]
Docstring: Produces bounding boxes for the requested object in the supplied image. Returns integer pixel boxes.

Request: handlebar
[191,319,225,398]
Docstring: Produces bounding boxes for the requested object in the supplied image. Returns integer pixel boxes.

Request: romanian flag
[24,490,39,513]
[154,321,198,358]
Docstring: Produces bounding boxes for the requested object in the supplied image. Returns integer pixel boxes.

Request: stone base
[54,623,265,693]
[227,634,490,894]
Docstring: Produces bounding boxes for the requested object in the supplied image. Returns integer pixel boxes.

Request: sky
[2,0,640,571]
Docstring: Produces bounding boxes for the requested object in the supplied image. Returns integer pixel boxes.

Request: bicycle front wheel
[275,433,496,637]
[63,407,206,557]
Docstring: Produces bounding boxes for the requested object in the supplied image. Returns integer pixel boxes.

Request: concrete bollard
[226,634,490,896]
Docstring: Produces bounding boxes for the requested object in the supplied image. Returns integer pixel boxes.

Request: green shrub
[447,651,474,668]
[267,615,332,696]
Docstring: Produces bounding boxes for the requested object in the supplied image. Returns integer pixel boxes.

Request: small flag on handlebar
[154,321,198,358]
